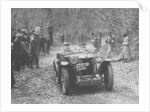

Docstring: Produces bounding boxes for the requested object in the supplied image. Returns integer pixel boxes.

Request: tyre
[104,63,113,91]
[61,67,70,95]
[56,71,61,84]
[53,61,61,84]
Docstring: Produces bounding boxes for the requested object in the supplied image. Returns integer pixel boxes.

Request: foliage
[11,8,139,57]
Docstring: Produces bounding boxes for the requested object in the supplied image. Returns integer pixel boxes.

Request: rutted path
[11,46,139,104]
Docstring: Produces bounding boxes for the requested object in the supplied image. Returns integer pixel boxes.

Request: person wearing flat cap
[12,33,29,71]
[14,33,23,41]
[12,33,23,71]
[61,42,73,54]
[78,42,87,52]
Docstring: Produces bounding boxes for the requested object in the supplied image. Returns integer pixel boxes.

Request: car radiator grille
[79,58,94,76]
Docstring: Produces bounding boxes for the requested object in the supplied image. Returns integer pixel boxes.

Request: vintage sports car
[53,46,114,95]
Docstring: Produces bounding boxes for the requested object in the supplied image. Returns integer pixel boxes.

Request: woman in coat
[119,33,130,62]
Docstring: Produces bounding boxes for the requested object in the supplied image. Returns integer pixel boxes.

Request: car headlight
[69,56,78,64]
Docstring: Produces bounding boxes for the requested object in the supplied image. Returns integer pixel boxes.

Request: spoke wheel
[104,64,113,91]
[61,68,70,95]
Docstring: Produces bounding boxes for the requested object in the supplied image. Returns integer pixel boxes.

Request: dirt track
[11,47,139,104]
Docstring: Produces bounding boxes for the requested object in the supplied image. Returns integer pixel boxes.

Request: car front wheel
[61,67,70,95]
[104,63,113,91]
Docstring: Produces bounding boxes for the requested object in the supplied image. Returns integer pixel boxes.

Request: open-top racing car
[53,43,114,95]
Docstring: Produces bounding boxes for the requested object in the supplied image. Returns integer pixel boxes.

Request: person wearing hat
[118,33,130,62]
[105,31,115,59]
[14,33,23,41]
[78,42,87,52]
[45,36,51,54]
[12,33,24,71]
[21,29,30,48]
[34,27,41,35]
[11,33,23,87]
[91,32,101,54]
[90,32,96,46]
[29,28,40,69]
[98,31,102,48]
[39,33,46,54]
[61,42,73,54]
[48,26,53,45]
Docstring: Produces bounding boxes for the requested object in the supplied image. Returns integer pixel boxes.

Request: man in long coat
[12,33,26,71]
[29,29,40,69]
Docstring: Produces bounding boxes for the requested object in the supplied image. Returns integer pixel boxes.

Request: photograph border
[0,0,149,112]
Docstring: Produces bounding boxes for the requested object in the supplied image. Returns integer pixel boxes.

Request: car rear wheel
[61,67,70,95]
[104,63,113,91]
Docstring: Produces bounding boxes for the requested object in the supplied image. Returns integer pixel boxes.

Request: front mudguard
[60,62,76,86]
[97,61,112,75]
[54,60,70,72]
[54,60,70,79]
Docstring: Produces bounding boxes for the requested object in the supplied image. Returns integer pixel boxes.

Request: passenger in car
[78,43,87,52]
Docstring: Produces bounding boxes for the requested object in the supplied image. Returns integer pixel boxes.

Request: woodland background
[11,8,139,58]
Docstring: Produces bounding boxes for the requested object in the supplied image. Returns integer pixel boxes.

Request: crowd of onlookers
[91,31,131,62]
[11,27,131,88]
[11,26,53,88]
[61,30,131,62]
[11,27,53,70]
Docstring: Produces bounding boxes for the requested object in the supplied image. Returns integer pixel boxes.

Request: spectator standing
[45,37,51,54]
[60,34,65,44]
[91,32,101,54]
[105,31,115,59]
[119,33,130,62]
[39,34,46,54]
[48,26,53,45]
[12,33,23,71]
[29,27,40,69]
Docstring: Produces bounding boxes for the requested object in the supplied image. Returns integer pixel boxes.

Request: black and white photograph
[11,8,139,104]
[0,0,150,111]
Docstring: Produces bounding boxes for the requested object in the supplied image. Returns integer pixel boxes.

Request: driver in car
[61,42,73,54]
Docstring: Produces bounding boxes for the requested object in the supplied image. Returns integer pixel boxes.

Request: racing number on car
[76,63,87,70]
